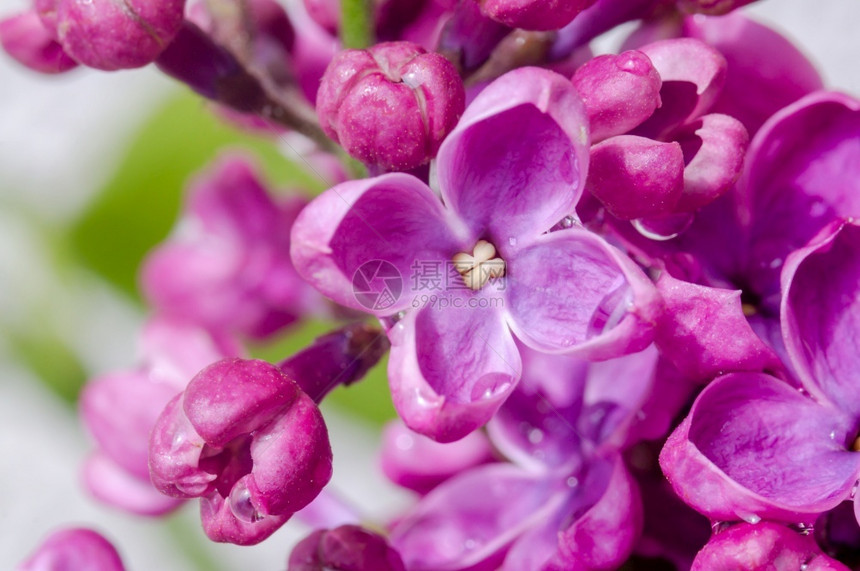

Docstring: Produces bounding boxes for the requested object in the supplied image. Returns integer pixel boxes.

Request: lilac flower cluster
[5,0,860,570]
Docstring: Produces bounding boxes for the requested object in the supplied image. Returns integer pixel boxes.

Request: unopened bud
[478,0,598,31]
[0,11,78,74]
[289,525,406,571]
[317,41,465,172]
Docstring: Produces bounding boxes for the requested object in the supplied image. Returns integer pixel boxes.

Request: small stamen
[452,240,506,290]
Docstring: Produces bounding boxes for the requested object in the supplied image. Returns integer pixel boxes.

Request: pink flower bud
[289,525,406,571]
[572,50,662,143]
[52,0,186,70]
[317,41,465,172]
[149,358,332,545]
[18,528,125,571]
[0,11,77,74]
[478,0,598,31]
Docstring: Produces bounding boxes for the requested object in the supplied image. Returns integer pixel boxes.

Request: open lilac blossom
[289,525,406,571]
[292,67,661,442]
[80,318,239,516]
[691,522,849,571]
[477,0,597,31]
[142,155,323,340]
[0,10,77,74]
[389,344,659,570]
[317,41,465,172]
[17,528,125,571]
[37,0,186,71]
[660,222,860,525]
[149,358,332,545]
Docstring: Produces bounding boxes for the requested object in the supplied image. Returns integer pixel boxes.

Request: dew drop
[736,511,761,524]
[586,279,632,339]
[528,429,544,444]
[395,434,414,451]
[830,430,837,440]
[508,237,517,247]
[229,481,264,523]
[566,476,579,488]
[850,482,858,499]
[464,539,477,550]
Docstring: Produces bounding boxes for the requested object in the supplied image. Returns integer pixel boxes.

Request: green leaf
[68,91,325,299]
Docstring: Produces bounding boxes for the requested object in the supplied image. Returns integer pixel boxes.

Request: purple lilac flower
[142,155,324,340]
[17,528,125,571]
[691,522,849,571]
[292,67,661,442]
[316,41,466,172]
[80,318,239,516]
[477,0,598,31]
[388,344,660,570]
[660,221,860,526]
[0,10,77,74]
[289,525,406,571]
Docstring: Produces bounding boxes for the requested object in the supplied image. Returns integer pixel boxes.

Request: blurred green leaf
[7,330,87,403]
[69,91,324,299]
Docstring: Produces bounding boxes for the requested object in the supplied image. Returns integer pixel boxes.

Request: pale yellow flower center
[452,240,506,291]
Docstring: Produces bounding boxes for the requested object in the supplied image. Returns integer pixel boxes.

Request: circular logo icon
[352,260,403,311]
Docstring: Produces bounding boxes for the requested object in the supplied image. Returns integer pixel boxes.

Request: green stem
[340,0,375,49]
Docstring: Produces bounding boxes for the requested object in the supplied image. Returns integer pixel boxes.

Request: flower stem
[340,0,375,49]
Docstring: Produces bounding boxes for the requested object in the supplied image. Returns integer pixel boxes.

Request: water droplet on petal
[632,213,693,241]
[586,279,633,339]
[528,429,544,444]
[508,237,517,247]
[736,511,761,524]
[395,434,414,451]
[566,476,578,488]
[229,480,264,523]
[830,430,837,440]
[464,539,477,550]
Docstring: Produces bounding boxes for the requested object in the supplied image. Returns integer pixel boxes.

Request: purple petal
[148,394,214,498]
[682,11,824,135]
[390,464,566,570]
[660,372,860,522]
[248,392,332,515]
[505,229,660,359]
[634,38,726,139]
[692,522,850,571]
[479,0,596,31]
[199,493,290,546]
[81,371,180,481]
[388,294,521,442]
[83,452,182,516]
[586,135,685,220]
[655,274,780,381]
[437,67,590,242]
[380,420,494,494]
[17,528,125,571]
[290,173,465,315]
[0,11,78,74]
[557,457,642,570]
[782,222,860,419]
[744,91,860,295]
[675,113,749,212]
[183,359,300,448]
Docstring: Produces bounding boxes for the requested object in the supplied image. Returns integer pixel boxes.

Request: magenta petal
[557,457,642,570]
[83,453,182,516]
[290,173,464,315]
[18,528,125,571]
[479,0,596,31]
[390,464,566,570]
[660,372,860,522]
[248,392,332,515]
[676,113,749,211]
[692,522,850,571]
[437,67,590,242]
[587,135,684,220]
[635,38,726,138]
[183,359,300,448]
[655,274,780,381]
[744,91,860,288]
[199,493,290,546]
[782,222,860,418]
[380,420,494,494]
[148,394,214,498]
[0,11,78,74]
[682,12,824,134]
[388,296,521,442]
[506,229,660,359]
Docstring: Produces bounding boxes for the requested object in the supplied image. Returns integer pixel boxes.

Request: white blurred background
[0,0,858,569]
